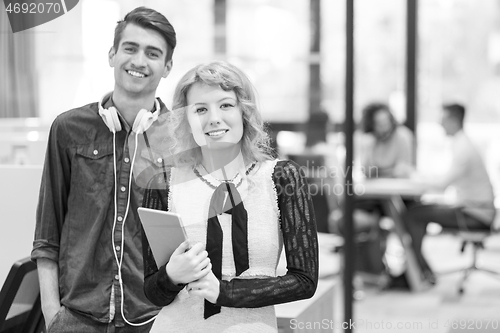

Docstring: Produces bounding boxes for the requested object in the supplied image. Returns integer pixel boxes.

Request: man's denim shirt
[31,98,168,325]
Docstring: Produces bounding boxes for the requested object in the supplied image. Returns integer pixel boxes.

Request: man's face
[109,23,172,98]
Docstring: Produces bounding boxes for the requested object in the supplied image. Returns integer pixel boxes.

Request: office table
[358,178,430,291]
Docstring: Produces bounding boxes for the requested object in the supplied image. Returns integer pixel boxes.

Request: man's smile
[126,70,147,78]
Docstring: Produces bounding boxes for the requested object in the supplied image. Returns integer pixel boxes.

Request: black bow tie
[204,182,249,319]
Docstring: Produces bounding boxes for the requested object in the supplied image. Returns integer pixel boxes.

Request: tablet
[137,207,187,268]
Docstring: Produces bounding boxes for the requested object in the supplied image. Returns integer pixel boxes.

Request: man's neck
[112,91,156,126]
[450,127,463,137]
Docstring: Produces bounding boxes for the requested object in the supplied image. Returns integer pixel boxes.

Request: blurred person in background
[358,102,415,179]
[342,102,416,288]
[403,103,496,284]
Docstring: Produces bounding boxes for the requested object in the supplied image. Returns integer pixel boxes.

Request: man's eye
[149,53,159,58]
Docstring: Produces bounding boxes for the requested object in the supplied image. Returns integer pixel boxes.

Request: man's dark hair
[443,103,465,126]
[360,102,397,134]
[113,6,177,63]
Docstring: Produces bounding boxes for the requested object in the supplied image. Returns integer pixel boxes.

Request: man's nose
[131,51,146,68]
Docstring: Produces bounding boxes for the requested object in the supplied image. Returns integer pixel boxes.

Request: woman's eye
[221,103,234,109]
[196,107,207,113]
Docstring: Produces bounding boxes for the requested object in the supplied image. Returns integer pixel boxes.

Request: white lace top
[142,160,318,333]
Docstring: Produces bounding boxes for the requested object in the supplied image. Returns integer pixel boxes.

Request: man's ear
[108,47,116,67]
[162,59,173,78]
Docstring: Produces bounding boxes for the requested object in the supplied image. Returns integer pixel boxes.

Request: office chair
[439,210,500,294]
[0,257,44,333]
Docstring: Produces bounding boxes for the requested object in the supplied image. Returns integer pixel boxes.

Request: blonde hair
[169,61,274,167]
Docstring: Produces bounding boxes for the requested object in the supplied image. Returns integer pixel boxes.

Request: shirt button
[157,157,163,163]
[120,186,126,192]
[115,274,120,280]
[117,216,123,222]
[93,150,98,155]
[124,157,130,163]
[115,246,121,251]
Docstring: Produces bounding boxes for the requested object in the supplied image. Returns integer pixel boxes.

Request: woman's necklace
[193,162,257,190]
[200,164,240,183]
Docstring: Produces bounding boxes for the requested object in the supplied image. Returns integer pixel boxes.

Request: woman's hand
[166,241,212,285]
[187,270,220,304]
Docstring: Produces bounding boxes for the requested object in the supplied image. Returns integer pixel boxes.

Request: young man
[403,103,496,284]
[31,7,176,332]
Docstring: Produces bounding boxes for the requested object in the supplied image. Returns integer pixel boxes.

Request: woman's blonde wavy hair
[168,61,274,167]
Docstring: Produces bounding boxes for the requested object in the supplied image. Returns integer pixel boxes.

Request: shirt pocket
[134,148,168,188]
[74,144,115,193]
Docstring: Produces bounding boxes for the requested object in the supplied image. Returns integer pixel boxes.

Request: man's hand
[43,304,62,329]
[37,258,61,330]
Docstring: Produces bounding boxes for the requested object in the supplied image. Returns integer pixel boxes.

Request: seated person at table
[403,103,496,284]
[357,102,415,179]
[340,103,416,284]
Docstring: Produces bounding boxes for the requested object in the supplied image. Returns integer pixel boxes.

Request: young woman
[358,102,415,179]
[141,61,318,332]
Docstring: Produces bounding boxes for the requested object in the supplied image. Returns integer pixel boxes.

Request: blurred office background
[2,0,500,181]
[1,0,500,332]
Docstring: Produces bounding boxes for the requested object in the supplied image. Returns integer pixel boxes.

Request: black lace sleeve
[141,170,185,307]
[217,160,319,308]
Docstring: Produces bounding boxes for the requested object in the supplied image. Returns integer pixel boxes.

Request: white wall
[0,166,42,284]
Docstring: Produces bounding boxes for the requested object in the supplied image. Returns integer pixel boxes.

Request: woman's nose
[208,108,222,125]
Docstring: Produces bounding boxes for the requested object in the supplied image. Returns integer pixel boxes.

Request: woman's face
[373,110,394,139]
[186,82,244,151]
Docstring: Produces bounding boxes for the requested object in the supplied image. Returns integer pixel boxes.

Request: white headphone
[98,92,160,326]
[98,93,160,134]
